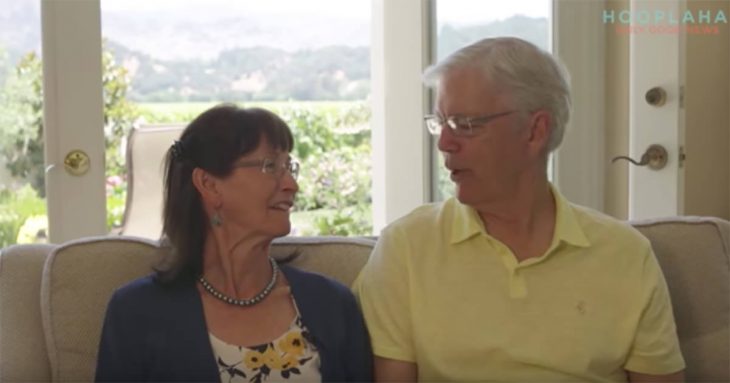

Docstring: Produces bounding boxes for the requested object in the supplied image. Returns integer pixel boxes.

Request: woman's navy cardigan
[95,265,373,382]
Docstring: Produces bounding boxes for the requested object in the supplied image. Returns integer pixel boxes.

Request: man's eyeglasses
[233,156,300,180]
[424,110,517,137]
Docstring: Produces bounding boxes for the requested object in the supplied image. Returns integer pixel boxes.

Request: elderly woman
[95,104,372,382]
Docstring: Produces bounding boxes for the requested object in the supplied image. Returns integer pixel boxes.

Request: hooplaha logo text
[603,9,727,34]
[603,9,727,24]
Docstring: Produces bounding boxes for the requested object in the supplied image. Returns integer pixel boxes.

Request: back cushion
[271,236,375,286]
[41,237,161,381]
[632,218,730,382]
[40,235,374,381]
[29,219,730,382]
[0,244,56,383]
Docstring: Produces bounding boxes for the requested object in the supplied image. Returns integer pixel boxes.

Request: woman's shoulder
[108,274,194,310]
[113,274,162,297]
[280,265,354,301]
[280,265,365,339]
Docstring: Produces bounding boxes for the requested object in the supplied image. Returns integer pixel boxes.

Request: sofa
[0,216,728,382]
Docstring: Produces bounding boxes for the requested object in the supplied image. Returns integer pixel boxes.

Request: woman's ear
[191,167,221,208]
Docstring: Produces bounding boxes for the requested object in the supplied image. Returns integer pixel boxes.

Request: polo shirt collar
[449,199,484,244]
[448,184,591,248]
[551,184,591,248]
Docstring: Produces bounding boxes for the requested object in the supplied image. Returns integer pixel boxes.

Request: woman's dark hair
[155,104,294,284]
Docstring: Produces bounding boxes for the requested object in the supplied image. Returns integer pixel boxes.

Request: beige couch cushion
[633,217,730,382]
[0,243,56,383]
[13,218,729,382]
[41,237,161,382]
[40,235,375,381]
[271,236,375,286]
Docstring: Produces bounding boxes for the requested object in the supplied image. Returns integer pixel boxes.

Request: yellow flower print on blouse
[261,345,284,370]
[280,353,300,370]
[242,350,264,370]
[213,315,319,382]
[278,331,306,356]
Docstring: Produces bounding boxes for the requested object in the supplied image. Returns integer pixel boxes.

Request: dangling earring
[211,212,222,227]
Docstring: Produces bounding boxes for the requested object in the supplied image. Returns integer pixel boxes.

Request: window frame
[371,0,606,232]
[40,0,605,238]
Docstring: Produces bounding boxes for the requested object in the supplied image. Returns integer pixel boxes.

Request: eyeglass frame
[424,110,518,137]
[232,156,300,180]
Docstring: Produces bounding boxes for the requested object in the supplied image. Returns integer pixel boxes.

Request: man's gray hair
[423,37,571,152]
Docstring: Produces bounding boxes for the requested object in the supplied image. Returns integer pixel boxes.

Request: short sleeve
[624,247,686,375]
[353,225,415,362]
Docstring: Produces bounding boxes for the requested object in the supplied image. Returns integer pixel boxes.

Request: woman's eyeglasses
[233,156,300,180]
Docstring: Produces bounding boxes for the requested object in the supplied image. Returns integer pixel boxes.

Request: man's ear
[191,167,221,208]
[527,110,551,154]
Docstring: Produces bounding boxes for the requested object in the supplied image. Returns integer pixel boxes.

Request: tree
[0,43,140,197]
[0,52,44,195]
[102,49,139,177]
[0,46,10,88]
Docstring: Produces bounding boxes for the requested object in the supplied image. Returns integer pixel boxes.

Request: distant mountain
[100,8,370,61]
[106,40,370,102]
[0,0,547,102]
[438,16,549,60]
[0,0,369,61]
[0,0,41,64]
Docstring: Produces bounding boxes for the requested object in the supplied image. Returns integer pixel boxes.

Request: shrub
[314,205,372,236]
[0,185,46,247]
[279,104,373,236]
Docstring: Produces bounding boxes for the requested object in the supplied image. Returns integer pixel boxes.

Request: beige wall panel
[604,0,630,219]
[602,0,730,220]
[684,0,730,219]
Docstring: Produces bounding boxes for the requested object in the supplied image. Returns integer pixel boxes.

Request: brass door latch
[611,144,668,170]
[63,149,90,176]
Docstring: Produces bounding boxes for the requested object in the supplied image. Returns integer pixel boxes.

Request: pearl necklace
[198,257,279,307]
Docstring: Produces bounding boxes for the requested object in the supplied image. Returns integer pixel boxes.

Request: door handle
[611,144,668,170]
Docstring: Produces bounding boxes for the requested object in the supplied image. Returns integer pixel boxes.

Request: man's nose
[437,126,460,154]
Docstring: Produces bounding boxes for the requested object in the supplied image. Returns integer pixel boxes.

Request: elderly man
[354,37,685,382]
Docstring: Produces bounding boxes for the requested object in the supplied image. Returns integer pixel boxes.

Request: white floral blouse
[209,314,321,383]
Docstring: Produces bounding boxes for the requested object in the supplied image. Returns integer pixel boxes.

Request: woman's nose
[280,171,299,193]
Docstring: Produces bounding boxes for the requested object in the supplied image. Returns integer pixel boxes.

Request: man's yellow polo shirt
[354,188,685,382]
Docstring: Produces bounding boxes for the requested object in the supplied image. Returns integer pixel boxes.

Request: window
[8,0,605,241]
[0,0,47,247]
[430,0,552,201]
[100,0,372,237]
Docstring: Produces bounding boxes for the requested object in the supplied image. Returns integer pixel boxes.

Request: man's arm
[624,245,685,381]
[354,225,417,378]
[375,357,417,382]
[627,370,684,382]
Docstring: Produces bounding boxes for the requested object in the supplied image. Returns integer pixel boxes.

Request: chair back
[120,124,185,238]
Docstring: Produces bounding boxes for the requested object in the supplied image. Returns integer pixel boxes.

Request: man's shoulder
[384,200,452,234]
[569,202,651,248]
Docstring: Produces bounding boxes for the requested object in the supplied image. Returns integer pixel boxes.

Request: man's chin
[455,187,477,205]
